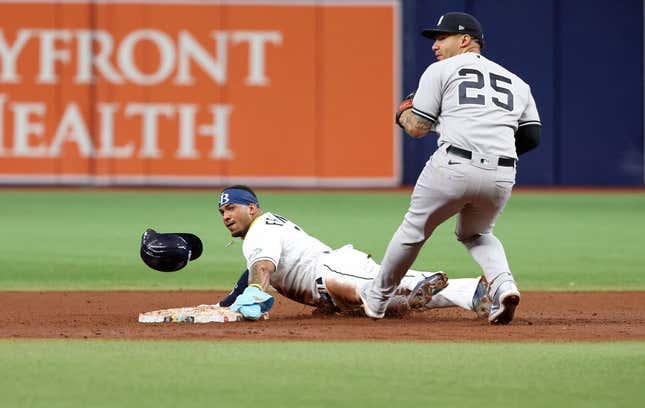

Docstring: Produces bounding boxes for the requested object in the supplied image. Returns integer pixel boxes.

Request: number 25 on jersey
[458,68,514,111]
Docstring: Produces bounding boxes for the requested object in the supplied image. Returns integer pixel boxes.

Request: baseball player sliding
[361,12,541,324]
[212,185,491,319]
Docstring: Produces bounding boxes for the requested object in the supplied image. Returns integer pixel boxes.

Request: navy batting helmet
[140,228,203,272]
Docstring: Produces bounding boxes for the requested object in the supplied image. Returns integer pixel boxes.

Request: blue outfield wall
[400,0,644,186]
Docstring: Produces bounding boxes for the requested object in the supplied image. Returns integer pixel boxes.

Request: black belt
[315,277,337,310]
[447,145,515,167]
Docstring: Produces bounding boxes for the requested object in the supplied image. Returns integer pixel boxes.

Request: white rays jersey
[241,212,451,312]
[242,212,331,305]
[411,52,541,159]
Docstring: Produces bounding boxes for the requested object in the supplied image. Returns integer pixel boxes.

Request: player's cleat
[385,296,412,317]
[359,287,386,319]
[472,275,492,318]
[407,272,448,309]
[488,280,520,325]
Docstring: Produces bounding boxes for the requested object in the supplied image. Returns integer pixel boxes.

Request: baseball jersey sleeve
[518,90,541,127]
[411,64,443,123]
[242,221,283,270]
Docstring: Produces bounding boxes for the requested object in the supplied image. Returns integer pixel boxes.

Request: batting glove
[230,285,274,320]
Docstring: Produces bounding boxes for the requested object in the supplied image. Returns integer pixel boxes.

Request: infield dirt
[2,291,644,341]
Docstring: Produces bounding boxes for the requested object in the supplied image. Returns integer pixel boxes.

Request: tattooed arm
[398,109,434,139]
[229,260,275,319]
[248,260,275,291]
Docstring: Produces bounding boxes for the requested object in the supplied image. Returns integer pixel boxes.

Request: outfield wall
[401,0,645,186]
[1,0,643,187]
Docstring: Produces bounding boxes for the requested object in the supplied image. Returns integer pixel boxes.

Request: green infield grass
[1,190,644,290]
[1,340,644,408]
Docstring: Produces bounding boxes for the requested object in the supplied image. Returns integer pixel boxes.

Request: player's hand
[229,285,274,320]
[395,92,416,129]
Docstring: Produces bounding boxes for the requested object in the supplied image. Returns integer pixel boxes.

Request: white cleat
[359,287,385,319]
[488,280,520,325]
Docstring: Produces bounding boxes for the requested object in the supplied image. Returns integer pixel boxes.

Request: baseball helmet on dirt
[140,228,203,272]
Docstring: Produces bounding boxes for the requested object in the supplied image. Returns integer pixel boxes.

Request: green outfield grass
[1,340,644,408]
[0,190,644,290]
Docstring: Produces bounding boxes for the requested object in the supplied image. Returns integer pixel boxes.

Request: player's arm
[229,260,275,320]
[397,65,441,138]
[395,91,435,138]
[515,123,541,155]
[248,260,276,291]
[516,90,541,155]
[398,109,434,138]
[230,230,279,319]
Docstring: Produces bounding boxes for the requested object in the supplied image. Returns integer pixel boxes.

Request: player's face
[219,203,256,238]
[432,33,465,60]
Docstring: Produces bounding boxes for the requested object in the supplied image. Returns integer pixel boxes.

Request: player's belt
[447,145,516,167]
[315,277,335,305]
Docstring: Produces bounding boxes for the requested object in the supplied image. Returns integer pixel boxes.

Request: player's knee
[456,232,482,244]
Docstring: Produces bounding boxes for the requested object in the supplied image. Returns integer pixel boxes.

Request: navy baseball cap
[421,12,484,47]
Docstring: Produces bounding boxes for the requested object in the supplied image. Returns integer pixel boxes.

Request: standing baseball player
[216,185,491,319]
[361,12,541,324]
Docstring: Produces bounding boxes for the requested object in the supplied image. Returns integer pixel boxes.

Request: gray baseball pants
[366,143,517,314]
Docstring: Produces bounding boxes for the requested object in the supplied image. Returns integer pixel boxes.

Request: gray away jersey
[411,52,541,159]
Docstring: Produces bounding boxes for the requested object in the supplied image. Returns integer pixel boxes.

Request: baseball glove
[395,91,416,129]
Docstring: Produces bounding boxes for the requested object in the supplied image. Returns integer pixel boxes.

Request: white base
[138,304,268,323]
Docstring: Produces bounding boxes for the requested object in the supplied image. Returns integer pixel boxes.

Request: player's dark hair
[222,184,258,200]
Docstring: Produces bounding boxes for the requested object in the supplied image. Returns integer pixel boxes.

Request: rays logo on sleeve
[248,248,262,263]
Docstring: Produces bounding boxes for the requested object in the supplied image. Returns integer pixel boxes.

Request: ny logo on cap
[458,25,465,30]
[219,193,230,206]
[437,15,444,25]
